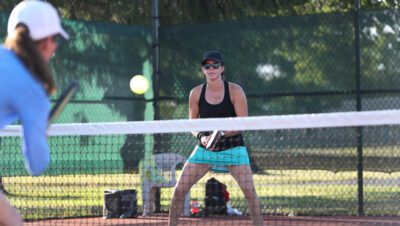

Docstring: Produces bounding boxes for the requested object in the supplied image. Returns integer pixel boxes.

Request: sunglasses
[203,63,222,70]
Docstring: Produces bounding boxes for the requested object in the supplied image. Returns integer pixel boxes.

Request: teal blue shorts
[187,146,250,172]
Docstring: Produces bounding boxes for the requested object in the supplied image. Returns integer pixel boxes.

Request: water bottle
[191,199,199,215]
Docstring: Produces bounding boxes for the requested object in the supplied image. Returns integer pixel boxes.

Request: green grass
[272,146,400,157]
[3,170,400,220]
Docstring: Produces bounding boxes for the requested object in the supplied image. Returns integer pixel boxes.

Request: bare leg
[0,192,23,226]
[0,177,7,195]
[228,165,264,226]
[168,162,209,226]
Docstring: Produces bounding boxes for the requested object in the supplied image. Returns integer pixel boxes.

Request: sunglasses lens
[204,63,221,70]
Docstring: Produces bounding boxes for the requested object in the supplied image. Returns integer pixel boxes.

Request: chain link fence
[1,4,400,218]
[2,8,400,121]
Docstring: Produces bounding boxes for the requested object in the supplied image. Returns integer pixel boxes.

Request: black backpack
[204,177,227,215]
[103,189,138,218]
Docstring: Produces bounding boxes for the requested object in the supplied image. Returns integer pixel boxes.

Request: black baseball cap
[201,50,223,65]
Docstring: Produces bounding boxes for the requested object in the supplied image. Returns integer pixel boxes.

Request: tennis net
[1,110,400,225]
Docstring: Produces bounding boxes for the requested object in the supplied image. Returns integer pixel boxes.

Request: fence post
[151,0,162,213]
[353,0,364,216]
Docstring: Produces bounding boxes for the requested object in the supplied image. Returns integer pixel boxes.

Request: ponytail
[4,24,56,94]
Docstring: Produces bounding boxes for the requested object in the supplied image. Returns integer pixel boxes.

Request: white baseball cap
[7,0,69,41]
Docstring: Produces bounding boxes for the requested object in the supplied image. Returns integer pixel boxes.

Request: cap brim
[59,28,69,40]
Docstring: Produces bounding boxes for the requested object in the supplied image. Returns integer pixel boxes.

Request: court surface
[24,214,400,226]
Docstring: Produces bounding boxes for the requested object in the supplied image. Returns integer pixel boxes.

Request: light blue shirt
[0,46,50,176]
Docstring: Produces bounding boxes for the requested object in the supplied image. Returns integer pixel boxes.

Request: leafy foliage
[2,0,400,25]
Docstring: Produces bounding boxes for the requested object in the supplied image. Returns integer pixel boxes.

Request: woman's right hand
[200,135,210,147]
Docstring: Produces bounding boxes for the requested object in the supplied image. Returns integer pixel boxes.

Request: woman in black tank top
[198,80,245,151]
[169,51,264,226]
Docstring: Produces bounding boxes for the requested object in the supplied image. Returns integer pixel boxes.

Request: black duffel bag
[103,189,137,218]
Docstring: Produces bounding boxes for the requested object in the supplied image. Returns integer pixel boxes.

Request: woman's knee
[173,184,189,198]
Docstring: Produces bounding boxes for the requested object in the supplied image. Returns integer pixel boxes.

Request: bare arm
[189,85,212,146]
[189,85,201,137]
[231,83,248,117]
[224,83,248,137]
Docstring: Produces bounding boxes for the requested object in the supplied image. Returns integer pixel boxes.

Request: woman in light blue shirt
[0,1,69,225]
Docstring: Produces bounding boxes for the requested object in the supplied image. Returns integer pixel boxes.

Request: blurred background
[3,0,400,122]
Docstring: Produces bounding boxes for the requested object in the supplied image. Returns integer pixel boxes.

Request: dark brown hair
[4,24,55,94]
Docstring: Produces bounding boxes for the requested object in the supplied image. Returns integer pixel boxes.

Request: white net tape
[2,109,400,137]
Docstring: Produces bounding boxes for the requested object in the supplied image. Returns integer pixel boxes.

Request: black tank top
[198,80,244,151]
[199,80,236,118]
